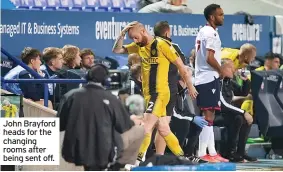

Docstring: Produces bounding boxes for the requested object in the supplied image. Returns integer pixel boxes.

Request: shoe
[200,155,220,163]
[242,154,258,162]
[186,155,209,163]
[226,152,245,163]
[210,154,229,162]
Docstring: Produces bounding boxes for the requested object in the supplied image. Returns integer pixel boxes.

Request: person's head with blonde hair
[238,43,256,68]
[62,45,81,69]
[128,53,141,67]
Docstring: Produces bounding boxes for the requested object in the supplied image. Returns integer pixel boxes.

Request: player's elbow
[112,48,119,54]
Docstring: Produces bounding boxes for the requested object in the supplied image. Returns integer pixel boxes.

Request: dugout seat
[275,70,283,109]
[251,70,283,137]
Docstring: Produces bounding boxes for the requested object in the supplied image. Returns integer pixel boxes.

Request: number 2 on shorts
[146,101,154,112]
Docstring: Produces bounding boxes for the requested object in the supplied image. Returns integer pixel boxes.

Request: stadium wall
[1,10,272,60]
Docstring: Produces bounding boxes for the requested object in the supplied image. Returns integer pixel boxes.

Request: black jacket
[220,77,251,116]
[57,83,134,168]
[175,83,200,117]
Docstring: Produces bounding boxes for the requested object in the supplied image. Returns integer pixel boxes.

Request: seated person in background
[214,59,256,162]
[128,53,141,67]
[58,64,144,171]
[129,64,142,95]
[221,43,256,70]
[255,52,281,71]
[168,71,208,163]
[138,0,192,13]
[3,47,33,94]
[40,47,64,103]
[80,48,95,73]
[137,0,161,10]
[55,45,82,103]
[18,47,53,108]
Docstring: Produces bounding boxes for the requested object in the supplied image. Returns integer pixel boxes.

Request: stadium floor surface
[236,159,283,171]
[132,159,283,171]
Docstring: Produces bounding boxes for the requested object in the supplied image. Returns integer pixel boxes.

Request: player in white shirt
[194,4,230,163]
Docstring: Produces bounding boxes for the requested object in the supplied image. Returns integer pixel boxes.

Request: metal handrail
[1,47,86,107]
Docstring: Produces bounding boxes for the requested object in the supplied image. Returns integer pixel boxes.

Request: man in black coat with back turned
[57,64,144,171]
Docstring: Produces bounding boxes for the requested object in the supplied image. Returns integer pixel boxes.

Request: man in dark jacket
[57,64,144,170]
[214,59,256,162]
[167,72,208,163]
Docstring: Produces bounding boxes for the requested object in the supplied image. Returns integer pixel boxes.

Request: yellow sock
[164,132,184,156]
[137,133,151,161]
[241,100,254,116]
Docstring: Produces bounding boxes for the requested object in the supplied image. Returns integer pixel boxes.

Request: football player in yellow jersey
[112,21,198,163]
[2,99,18,118]
[221,43,257,70]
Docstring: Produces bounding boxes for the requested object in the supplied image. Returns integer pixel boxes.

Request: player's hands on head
[121,21,139,36]
[187,85,198,99]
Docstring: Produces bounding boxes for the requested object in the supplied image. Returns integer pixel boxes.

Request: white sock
[207,126,217,156]
[198,126,210,157]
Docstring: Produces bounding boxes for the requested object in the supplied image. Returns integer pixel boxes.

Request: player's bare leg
[137,113,159,161]
[156,116,184,156]
[155,116,171,155]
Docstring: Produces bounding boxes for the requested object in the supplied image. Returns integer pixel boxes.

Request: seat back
[251,70,283,137]
[275,70,283,108]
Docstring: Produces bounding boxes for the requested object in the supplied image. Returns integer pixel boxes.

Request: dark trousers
[165,116,202,156]
[214,113,251,156]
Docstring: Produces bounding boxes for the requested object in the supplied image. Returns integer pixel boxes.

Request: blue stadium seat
[84,0,99,11]
[111,0,123,12]
[72,0,86,10]
[46,0,60,10]
[59,0,73,10]
[122,0,137,11]
[96,0,111,11]
[33,0,47,9]
[9,0,21,8]
[17,0,34,9]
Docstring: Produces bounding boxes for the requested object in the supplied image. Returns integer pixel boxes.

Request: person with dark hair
[195,4,230,162]
[80,48,95,72]
[18,48,51,106]
[58,64,144,171]
[255,52,281,71]
[152,20,187,155]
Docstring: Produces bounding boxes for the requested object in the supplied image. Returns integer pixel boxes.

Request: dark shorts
[195,77,221,111]
[166,92,177,116]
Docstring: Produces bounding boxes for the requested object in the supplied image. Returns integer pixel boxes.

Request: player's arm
[205,34,222,75]
[161,43,198,99]
[112,21,138,54]
[207,49,222,74]
[112,33,128,54]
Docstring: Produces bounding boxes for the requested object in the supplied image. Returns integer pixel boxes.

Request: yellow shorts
[144,93,170,117]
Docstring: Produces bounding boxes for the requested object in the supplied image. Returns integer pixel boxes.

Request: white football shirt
[194,25,222,86]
